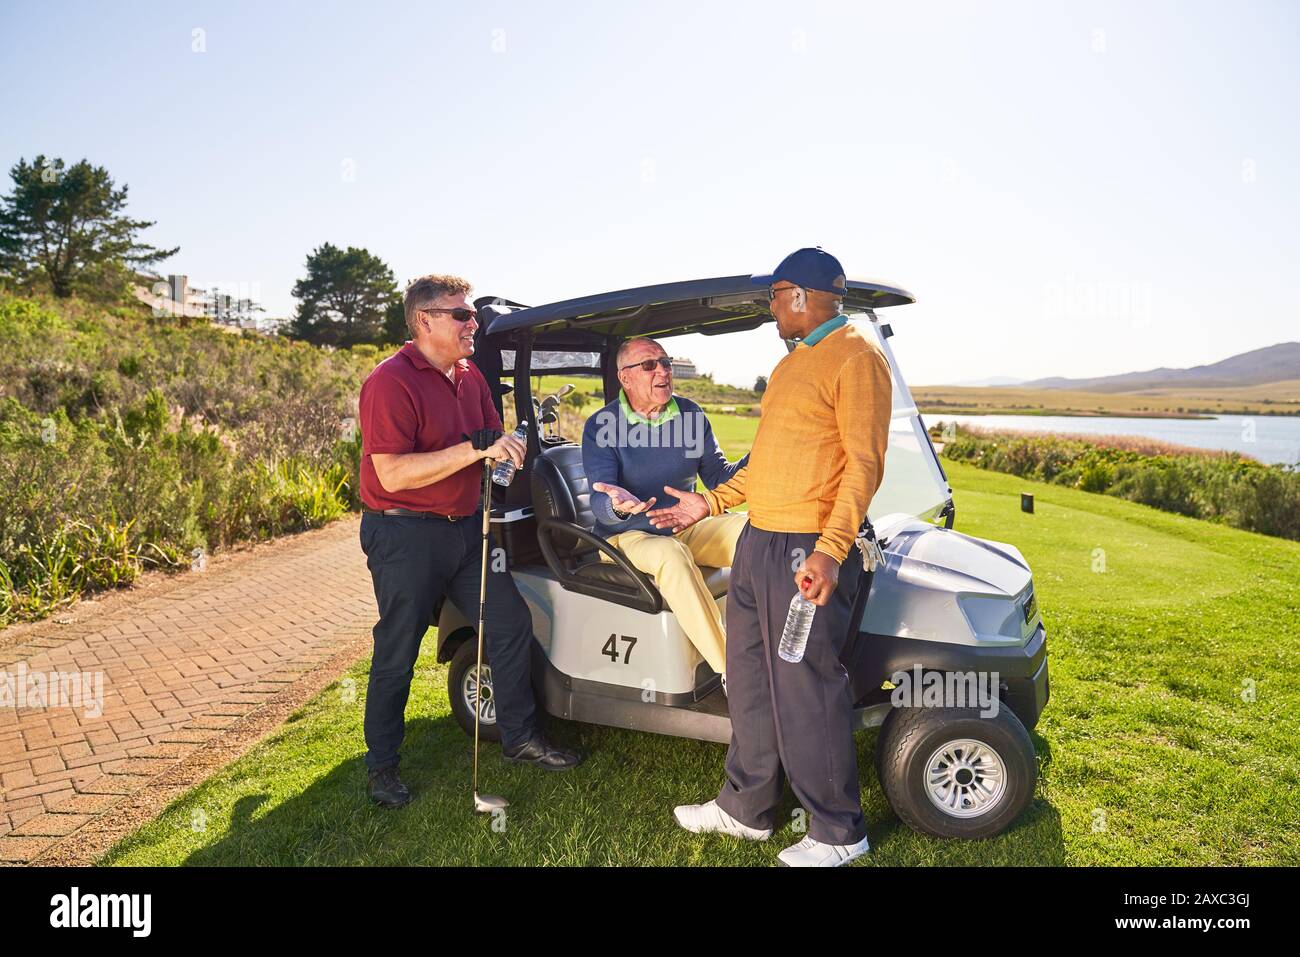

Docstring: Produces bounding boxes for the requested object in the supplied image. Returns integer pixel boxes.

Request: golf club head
[473,791,509,814]
[539,395,559,414]
[555,384,574,398]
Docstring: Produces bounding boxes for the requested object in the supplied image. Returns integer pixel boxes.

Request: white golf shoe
[777,833,872,867]
[673,800,772,841]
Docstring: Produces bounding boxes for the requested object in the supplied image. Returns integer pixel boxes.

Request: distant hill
[1023,342,1300,393]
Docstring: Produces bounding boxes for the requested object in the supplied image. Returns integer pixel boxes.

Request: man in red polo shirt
[358,274,582,809]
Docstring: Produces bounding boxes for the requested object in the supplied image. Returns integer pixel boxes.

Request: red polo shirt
[358,342,502,513]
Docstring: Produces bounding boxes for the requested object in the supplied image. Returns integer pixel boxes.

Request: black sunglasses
[421,307,477,323]
[767,283,799,302]
[621,356,674,373]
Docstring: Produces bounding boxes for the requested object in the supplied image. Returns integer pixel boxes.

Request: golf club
[472,458,509,815]
[537,395,560,443]
[540,408,559,441]
[539,384,572,414]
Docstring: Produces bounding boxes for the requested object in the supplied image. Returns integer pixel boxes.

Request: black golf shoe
[502,734,584,771]
[367,766,412,808]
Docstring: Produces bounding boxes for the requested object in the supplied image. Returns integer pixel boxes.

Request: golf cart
[435,276,1049,840]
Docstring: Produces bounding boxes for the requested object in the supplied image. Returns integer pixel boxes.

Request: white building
[671,357,698,379]
[135,273,206,318]
[135,274,271,331]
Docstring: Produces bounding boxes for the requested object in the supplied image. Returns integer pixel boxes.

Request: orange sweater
[701,320,892,563]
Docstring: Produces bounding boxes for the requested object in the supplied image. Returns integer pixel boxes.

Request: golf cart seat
[530,445,729,615]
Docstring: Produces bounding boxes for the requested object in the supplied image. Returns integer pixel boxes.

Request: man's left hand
[796,551,840,607]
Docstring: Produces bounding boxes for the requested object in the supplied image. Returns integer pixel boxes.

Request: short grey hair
[404,274,472,336]
[615,336,667,369]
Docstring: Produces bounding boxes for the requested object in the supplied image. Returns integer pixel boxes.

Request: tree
[289,243,400,346]
[754,375,767,394]
[0,155,178,300]
[382,295,408,344]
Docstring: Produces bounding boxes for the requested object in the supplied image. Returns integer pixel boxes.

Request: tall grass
[936,424,1300,540]
[0,292,375,625]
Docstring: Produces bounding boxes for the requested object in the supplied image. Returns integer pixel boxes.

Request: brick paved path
[0,516,374,864]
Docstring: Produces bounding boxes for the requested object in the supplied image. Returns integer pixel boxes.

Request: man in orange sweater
[649,248,892,867]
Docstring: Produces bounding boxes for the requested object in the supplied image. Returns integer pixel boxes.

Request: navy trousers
[359,511,538,769]
[715,522,868,846]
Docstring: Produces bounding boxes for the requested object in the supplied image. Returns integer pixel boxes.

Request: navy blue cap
[751,247,848,298]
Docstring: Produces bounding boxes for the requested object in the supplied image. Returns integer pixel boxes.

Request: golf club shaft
[473,459,491,802]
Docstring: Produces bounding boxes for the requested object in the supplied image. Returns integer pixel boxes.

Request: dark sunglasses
[421,307,477,323]
[621,356,674,373]
[767,283,799,302]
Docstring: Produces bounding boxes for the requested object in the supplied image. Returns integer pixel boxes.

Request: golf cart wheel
[874,705,1036,840]
[447,640,500,742]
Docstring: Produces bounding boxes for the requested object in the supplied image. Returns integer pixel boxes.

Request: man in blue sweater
[582,337,748,680]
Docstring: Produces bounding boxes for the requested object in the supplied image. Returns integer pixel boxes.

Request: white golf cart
[436,276,1049,840]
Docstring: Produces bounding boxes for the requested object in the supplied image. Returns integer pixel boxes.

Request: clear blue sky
[2,0,1296,386]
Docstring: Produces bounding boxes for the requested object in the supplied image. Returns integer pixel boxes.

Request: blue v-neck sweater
[580,393,746,539]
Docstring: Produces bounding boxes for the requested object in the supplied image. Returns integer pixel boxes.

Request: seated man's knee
[646,537,699,581]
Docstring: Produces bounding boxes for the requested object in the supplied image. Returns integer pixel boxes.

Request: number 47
[602,633,638,664]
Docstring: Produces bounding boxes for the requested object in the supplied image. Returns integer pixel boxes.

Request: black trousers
[715,522,868,846]
[359,511,538,770]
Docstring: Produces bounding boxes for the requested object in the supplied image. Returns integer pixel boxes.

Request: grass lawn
[101,424,1300,866]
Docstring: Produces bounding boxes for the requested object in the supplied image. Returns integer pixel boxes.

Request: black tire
[447,638,501,743]
[874,705,1036,839]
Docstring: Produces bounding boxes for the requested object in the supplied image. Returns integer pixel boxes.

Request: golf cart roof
[485,274,914,342]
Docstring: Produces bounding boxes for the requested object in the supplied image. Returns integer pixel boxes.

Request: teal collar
[799,313,848,347]
[620,390,680,426]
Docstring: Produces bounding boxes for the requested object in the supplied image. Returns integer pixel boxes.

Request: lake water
[924,413,1300,466]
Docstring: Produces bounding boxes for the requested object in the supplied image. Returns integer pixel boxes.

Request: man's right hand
[646,486,710,533]
[482,432,525,469]
[591,482,657,517]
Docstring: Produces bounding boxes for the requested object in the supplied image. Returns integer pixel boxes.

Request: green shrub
[1077,462,1112,492]
[0,292,377,625]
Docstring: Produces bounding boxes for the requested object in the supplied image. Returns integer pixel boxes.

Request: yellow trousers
[601,512,749,675]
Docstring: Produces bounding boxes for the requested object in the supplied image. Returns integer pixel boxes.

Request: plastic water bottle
[778,582,816,663]
[491,422,529,487]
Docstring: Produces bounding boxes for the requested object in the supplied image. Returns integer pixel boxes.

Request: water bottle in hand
[491,422,529,487]
[778,578,817,663]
